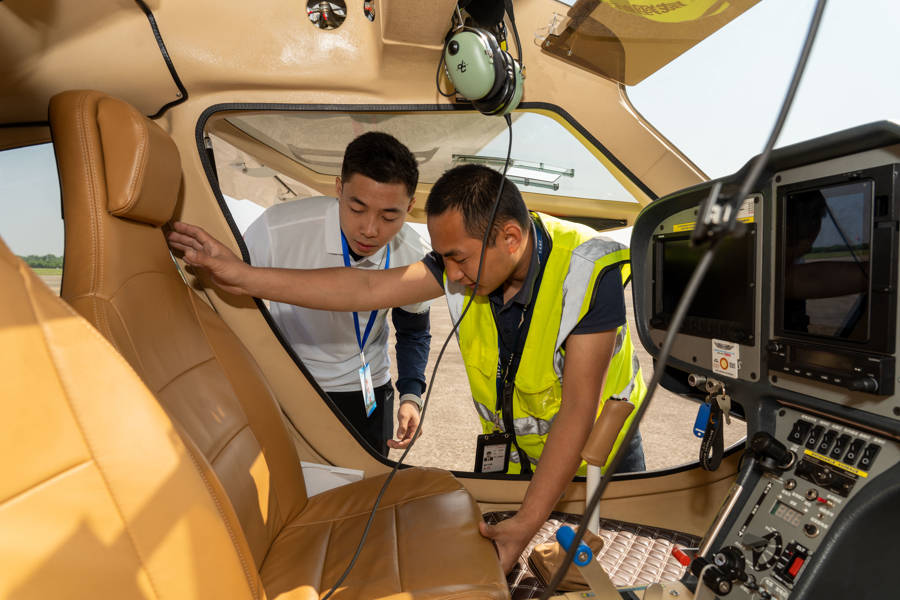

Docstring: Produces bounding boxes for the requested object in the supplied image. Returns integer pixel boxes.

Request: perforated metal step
[483,511,699,599]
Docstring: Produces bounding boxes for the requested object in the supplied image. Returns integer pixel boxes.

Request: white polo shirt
[243,197,431,393]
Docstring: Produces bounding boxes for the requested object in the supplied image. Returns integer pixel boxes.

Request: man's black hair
[425,164,530,243]
[341,131,419,197]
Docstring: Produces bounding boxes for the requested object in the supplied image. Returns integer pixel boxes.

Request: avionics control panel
[697,406,896,600]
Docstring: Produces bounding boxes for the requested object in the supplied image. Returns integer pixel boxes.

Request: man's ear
[407,197,416,214]
[335,176,343,197]
[501,220,525,254]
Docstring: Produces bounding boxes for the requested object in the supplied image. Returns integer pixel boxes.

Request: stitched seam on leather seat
[153,356,217,395]
[22,265,259,599]
[66,292,149,380]
[184,288,291,523]
[392,504,401,594]
[72,93,101,328]
[280,488,467,529]
[72,268,175,304]
[124,112,149,214]
[104,299,148,377]
[86,95,109,339]
[33,319,164,600]
[0,460,90,508]
[319,520,334,593]
[208,423,251,466]
[178,432,262,600]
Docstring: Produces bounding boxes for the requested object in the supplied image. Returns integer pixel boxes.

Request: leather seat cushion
[262,468,508,599]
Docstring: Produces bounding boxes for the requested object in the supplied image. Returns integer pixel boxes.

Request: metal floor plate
[483,511,699,600]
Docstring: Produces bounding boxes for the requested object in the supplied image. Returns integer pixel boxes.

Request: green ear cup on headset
[444,24,523,116]
[500,62,523,116]
[444,30,501,101]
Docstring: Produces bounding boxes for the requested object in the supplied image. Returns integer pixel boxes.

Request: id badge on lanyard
[358,351,377,417]
[341,233,389,418]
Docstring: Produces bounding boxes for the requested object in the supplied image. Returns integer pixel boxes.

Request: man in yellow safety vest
[168,164,646,573]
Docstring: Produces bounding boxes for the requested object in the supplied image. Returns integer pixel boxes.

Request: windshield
[625,0,899,179]
[223,110,641,203]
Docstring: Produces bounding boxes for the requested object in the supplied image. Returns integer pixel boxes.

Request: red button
[671,547,691,566]
[788,556,805,577]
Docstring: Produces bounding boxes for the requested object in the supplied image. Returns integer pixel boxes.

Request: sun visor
[541,0,760,86]
[0,0,182,124]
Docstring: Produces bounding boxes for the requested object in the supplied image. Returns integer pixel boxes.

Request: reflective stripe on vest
[446,212,646,475]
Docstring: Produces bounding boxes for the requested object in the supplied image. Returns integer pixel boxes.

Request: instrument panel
[629,121,900,599]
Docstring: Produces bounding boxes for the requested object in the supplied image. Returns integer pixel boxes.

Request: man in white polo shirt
[244,132,430,456]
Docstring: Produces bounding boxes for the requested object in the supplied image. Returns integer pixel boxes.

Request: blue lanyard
[340,233,390,353]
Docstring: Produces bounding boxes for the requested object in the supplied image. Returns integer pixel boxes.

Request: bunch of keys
[690,375,731,437]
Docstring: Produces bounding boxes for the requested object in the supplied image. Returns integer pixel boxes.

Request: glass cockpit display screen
[780,181,873,342]
[653,226,755,344]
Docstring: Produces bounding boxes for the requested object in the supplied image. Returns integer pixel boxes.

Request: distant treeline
[19,254,63,268]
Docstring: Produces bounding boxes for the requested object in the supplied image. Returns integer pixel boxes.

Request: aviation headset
[441,14,523,116]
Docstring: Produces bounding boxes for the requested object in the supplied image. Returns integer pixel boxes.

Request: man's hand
[388,396,422,449]
[478,514,540,574]
[166,221,252,295]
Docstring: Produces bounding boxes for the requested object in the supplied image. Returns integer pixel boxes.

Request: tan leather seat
[47,89,508,599]
[0,238,262,599]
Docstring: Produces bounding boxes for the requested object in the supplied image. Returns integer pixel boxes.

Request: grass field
[30,267,63,275]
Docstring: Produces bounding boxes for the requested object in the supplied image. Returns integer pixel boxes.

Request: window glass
[222,110,639,203]
[0,143,63,295]
[626,0,899,179]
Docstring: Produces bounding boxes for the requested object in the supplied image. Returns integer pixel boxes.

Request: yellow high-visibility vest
[445,212,646,475]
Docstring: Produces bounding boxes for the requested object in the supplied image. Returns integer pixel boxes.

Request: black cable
[538,1,828,597]
[435,51,456,98]
[537,245,718,599]
[707,0,829,240]
[322,113,515,599]
[503,0,523,66]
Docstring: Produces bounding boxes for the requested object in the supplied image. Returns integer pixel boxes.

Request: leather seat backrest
[49,90,309,570]
[0,236,263,599]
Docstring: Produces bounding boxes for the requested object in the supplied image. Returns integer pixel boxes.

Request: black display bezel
[774,164,898,355]
[651,225,757,345]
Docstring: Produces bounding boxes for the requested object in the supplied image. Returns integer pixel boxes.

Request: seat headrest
[50,90,181,226]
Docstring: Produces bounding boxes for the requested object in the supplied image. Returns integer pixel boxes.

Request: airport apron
[445,212,646,475]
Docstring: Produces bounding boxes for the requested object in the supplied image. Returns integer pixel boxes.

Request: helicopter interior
[1,1,897,599]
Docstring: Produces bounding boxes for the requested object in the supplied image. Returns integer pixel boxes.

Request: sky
[1,0,898,256]
[626,0,900,179]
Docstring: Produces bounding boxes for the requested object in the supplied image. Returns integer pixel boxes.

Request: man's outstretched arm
[167,221,443,311]
[479,329,617,573]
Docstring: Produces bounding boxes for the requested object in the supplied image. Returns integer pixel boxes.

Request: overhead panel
[541,0,760,86]
[0,0,181,124]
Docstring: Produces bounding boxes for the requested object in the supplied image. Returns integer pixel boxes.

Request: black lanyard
[494,224,546,475]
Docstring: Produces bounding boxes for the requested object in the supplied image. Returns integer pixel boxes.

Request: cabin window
[625,0,896,179]
[205,107,743,475]
[209,109,642,208]
[0,143,63,295]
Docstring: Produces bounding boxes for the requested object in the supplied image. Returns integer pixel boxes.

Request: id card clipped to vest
[475,431,511,473]
[358,351,376,418]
